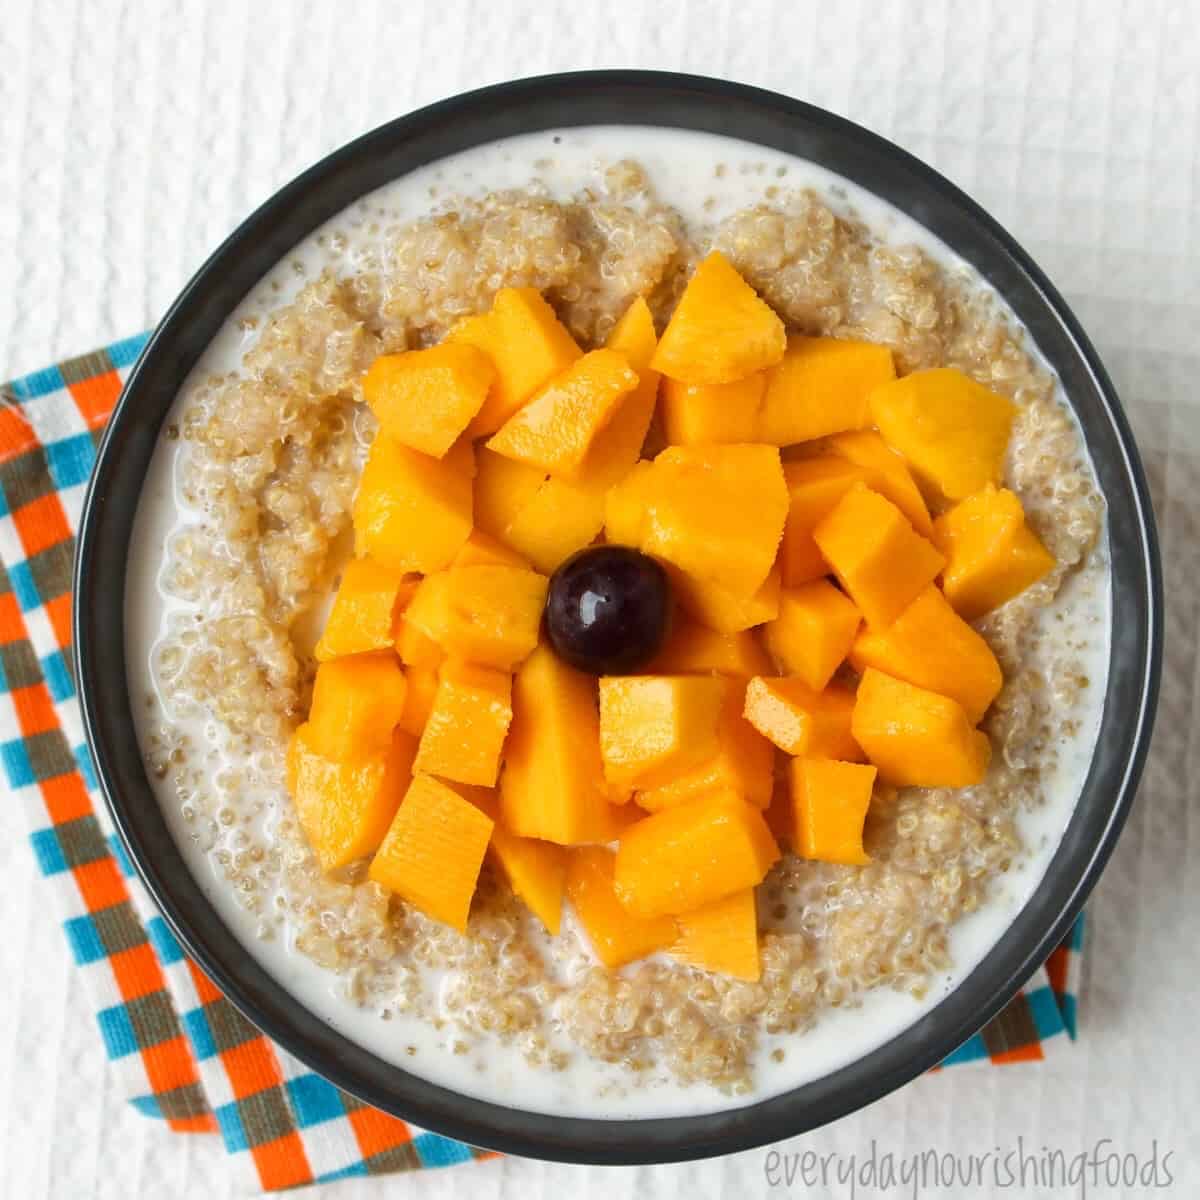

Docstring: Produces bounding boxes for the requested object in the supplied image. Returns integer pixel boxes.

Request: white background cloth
[1,1,1198,1196]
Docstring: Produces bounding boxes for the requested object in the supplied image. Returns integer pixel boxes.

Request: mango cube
[660,374,765,445]
[398,664,439,737]
[500,305,661,572]
[395,618,445,670]
[472,446,546,544]
[502,478,606,574]
[603,459,654,547]
[469,789,567,935]
[633,444,789,602]
[636,680,773,811]
[450,287,582,436]
[764,580,861,691]
[743,677,863,760]
[499,645,617,845]
[363,343,494,458]
[413,659,512,787]
[287,724,416,872]
[404,565,547,672]
[670,564,782,634]
[566,847,678,967]
[813,484,945,629]
[672,889,760,981]
[759,336,895,446]
[352,434,472,573]
[452,529,530,570]
[869,367,1016,501]
[486,349,638,480]
[779,456,877,586]
[598,674,727,791]
[852,668,991,788]
[307,652,408,760]
[368,774,493,931]
[591,296,661,484]
[849,585,1002,723]
[651,251,786,384]
[613,794,780,918]
[646,621,774,679]
[314,559,415,662]
[934,485,1056,620]
[790,758,875,866]
[825,430,933,536]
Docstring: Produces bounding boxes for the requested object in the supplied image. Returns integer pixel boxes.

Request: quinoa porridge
[125,128,1109,1118]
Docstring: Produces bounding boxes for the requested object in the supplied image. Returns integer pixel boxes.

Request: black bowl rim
[74,69,1162,1164]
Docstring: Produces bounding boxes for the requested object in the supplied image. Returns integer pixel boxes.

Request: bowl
[74,70,1162,1163]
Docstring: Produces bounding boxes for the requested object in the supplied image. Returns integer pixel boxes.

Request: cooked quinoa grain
[144,159,1104,1094]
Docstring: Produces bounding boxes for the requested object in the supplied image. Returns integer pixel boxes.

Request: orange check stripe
[348,1105,412,1160]
[12,491,71,559]
[10,681,58,737]
[67,369,123,430]
[252,1131,313,1191]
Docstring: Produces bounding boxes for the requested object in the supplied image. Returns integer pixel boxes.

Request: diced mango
[486,349,638,481]
[933,485,1056,620]
[499,645,617,845]
[314,559,414,662]
[813,484,945,629]
[412,659,513,788]
[852,668,991,788]
[670,564,782,634]
[825,430,933,536]
[287,724,416,872]
[352,434,472,573]
[790,758,875,866]
[566,847,678,967]
[363,344,494,458]
[651,251,787,384]
[598,674,727,791]
[607,295,657,364]
[591,296,660,483]
[779,457,877,587]
[450,288,583,436]
[637,680,773,811]
[452,529,530,570]
[672,888,760,981]
[603,458,654,547]
[398,664,439,737]
[472,446,546,543]
[646,621,773,678]
[307,652,408,760]
[869,367,1016,501]
[743,677,863,760]
[501,303,661,574]
[403,565,547,672]
[502,478,606,574]
[632,444,789,602]
[660,374,765,445]
[469,790,566,935]
[368,774,493,931]
[759,336,895,446]
[849,585,1002,723]
[395,618,445,670]
[764,580,861,691]
[613,794,779,918]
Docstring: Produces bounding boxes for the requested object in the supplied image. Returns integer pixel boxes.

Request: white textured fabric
[1,0,1197,1196]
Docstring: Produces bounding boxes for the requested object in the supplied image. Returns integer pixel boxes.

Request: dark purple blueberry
[544,545,671,675]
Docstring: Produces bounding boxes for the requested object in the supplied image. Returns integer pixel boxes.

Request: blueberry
[544,546,671,675]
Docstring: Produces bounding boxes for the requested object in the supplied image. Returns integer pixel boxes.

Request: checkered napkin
[0,337,1083,1190]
